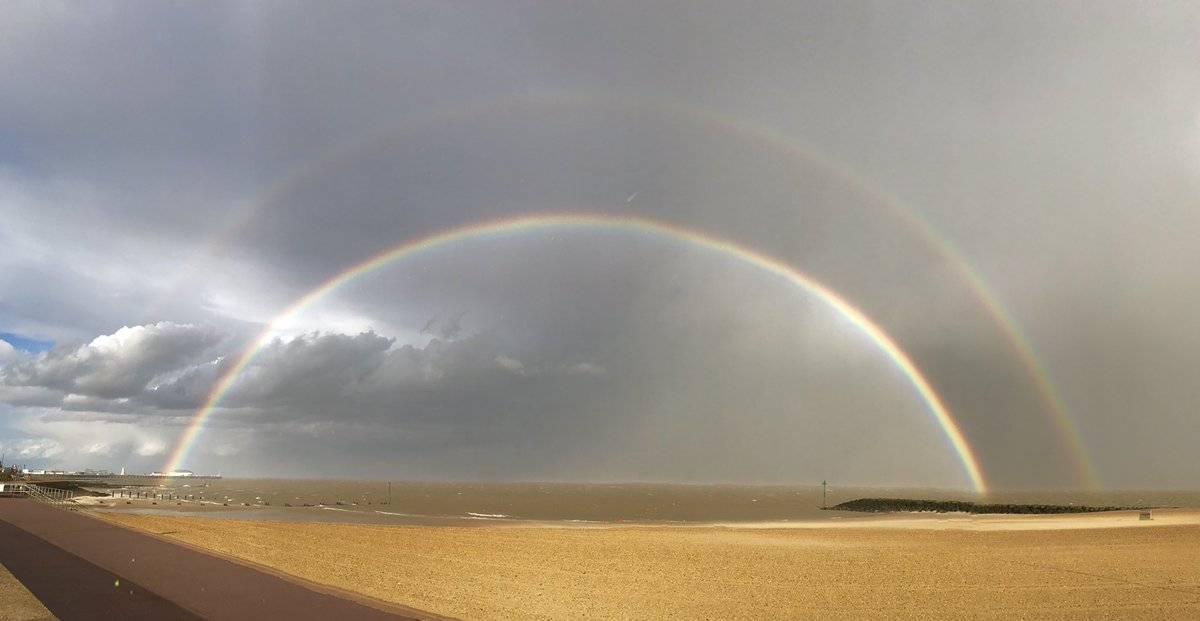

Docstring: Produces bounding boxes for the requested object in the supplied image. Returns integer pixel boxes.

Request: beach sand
[96,509,1200,620]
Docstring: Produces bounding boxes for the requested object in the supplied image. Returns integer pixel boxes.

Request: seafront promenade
[0,498,428,620]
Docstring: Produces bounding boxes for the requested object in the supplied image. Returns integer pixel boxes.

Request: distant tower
[120,466,125,476]
[822,480,827,509]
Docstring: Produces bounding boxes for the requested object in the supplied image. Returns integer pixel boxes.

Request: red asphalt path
[0,499,422,620]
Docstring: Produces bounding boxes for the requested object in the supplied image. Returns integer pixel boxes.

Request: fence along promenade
[0,482,77,504]
[3,481,205,506]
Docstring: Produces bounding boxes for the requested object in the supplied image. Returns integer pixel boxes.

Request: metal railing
[4,483,192,505]
[3,483,77,505]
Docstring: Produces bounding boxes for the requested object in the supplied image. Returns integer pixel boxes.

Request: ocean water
[95,479,1200,524]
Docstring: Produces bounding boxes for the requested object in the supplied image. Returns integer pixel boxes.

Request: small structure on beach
[1139,510,1152,521]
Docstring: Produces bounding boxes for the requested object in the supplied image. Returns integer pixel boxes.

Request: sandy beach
[94,509,1200,620]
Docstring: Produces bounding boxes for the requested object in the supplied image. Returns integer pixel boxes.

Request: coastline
[91,508,1200,620]
[76,493,1200,531]
[709,508,1200,531]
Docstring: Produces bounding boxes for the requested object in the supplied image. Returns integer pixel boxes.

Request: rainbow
[894,220,1097,487]
[162,213,988,493]
[151,92,1092,487]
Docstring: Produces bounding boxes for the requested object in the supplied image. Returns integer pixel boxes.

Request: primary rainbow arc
[163,213,988,493]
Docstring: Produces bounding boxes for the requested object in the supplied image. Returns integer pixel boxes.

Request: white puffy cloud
[0,410,179,472]
[0,339,21,367]
[82,442,112,456]
[2,322,220,399]
[136,440,166,457]
[2,437,65,460]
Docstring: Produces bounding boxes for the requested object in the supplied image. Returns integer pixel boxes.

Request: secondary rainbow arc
[150,90,1092,487]
[163,213,988,493]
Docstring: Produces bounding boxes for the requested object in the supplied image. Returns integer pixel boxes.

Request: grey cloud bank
[1,2,1198,489]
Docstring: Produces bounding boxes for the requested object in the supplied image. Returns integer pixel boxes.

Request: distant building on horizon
[148,470,196,477]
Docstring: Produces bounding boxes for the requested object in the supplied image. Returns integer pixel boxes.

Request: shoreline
[706,508,1200,531]
[75,494,1200,531]
[63,479,1200,523]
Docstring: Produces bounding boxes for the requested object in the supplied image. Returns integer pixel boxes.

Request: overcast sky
[2,2,1198,490]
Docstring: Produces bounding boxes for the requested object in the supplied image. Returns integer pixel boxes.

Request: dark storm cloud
[0,386,63,409]
[2,2,1199,487]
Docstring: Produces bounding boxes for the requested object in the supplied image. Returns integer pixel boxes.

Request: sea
[87,479,1200,525]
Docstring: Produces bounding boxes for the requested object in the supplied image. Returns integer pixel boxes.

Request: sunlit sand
[96,509,1200,620]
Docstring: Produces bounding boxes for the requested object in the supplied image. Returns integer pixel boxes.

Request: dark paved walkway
[0,518,199,620]
[0,499,423,620]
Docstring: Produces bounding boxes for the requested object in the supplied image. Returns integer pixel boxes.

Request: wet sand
[97,509,1200,620]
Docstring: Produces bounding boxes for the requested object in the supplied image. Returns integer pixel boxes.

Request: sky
[2,2,1198,490]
